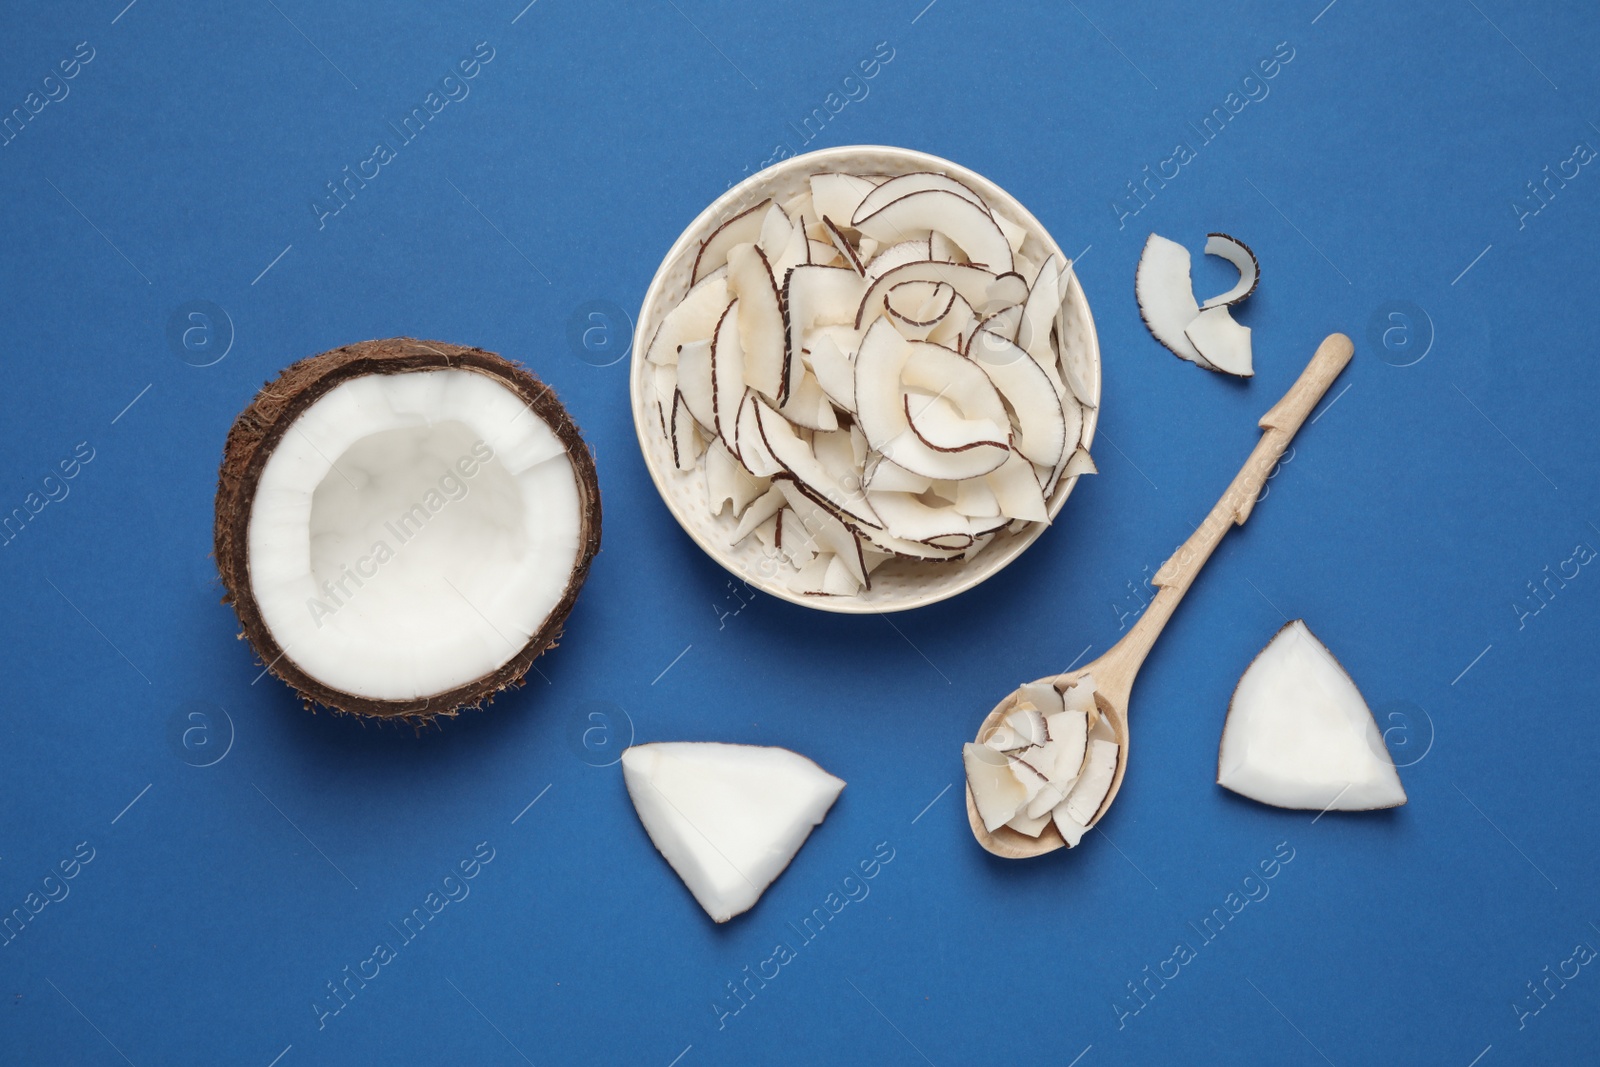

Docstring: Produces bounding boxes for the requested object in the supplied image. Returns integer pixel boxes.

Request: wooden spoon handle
[1102,333,1354,685]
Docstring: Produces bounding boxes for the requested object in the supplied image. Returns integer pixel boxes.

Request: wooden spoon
[968,333,1354,858]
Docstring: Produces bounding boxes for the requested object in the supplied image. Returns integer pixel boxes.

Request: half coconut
[213,338,602,723]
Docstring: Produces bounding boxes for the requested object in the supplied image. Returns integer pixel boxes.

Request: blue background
[2,1,1597,1064]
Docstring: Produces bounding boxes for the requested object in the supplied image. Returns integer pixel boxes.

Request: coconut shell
[213,337,602,724]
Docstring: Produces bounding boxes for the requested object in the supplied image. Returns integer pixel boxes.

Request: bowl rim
[629,144,1101,614]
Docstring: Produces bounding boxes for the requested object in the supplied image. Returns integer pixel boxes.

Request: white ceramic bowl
[630,145,1101,613]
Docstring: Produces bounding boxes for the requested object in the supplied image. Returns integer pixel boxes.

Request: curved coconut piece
[1134,233,1212,369]
[1054,269,1097,407]
[709,300,746,452]
[733,392,781,478]
[851,171,990,224]
[1199,232,1259,309]
[856,261,1027,331]
[808,172,877,228]
[646,271,729,366]
[779,371,839,432]
[1015,254,1067,395]
[853,190,1014,275]
[854,321,992,480]
[967,331,1071,469]
[885,280,956,340]
[786,265,867,396]
[926,293,975,348]
[905,393,1007,454]
[1219,620,1407,811]
[726,244,786,401]
[985,451,1048,523]
[705,438,767,518]
[621,741,845,923]
[821,217,865,274]
[802,329,857,413]
[213,338,601,723]
[676,337,715,431]
[865,490,974,545]
[753,400,878,528]
[865,458,932,495]
[1184,304,1253,378]
[669,391,703,472]
[865,237,932,279]
[899,339,1009,420]
[774,479,868,588]
[692,199,774,283]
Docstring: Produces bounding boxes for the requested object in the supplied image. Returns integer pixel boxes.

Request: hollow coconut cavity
[213,338,601,723]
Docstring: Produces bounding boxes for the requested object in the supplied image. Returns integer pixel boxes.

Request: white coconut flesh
[1218,620,1407,811]
[621,742,845,923]
[1135,230,1260,378]
[645,171,1094,598]
[247,369,583,702]
[965,674,1120,842]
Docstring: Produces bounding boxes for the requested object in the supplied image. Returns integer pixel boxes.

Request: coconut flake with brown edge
[213,338,601,724]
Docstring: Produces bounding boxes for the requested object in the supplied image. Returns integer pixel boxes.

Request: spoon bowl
[968,333,1354,858]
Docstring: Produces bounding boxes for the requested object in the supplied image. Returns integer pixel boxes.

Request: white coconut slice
[865,459,932,495]
[676,337,715,431]
[1003,706,1048,747]
[985,451,1048,523]
[753,402,877,528]
[730,484,785,544]
[786,265,868,389]
[808,239,842,267]
[964,743,1028,833]
[787,549,831,592]
[1061,738,1119,825]
[1014,254,1067,395]
[621,742,845,923]
[774,479,867,588]
[855,322,1010,481]
[803,330,857,413]
[820,553,861,596]
[1134,233,1212,369]
[1005,806,1053,837]
[692,199,774,284]
[1060,447,1097,480]
[1018,681,1064,715]
[780,190,814,224]
[993,211,1028,257]
[851,171,990,223]
[726,243,787,401]
[1054,277,1096,408]
[733,392,781,478]
[669,392,703,472]
[967,330,1071,469]
[905,392,1007,454]
[709,300,746,453]
[899,340,1009,426]
[780,372,839,433]
[883,281,956,341]
[821,217,866,275]
[857,261,1027,332]
[1062,674,1098,716]
[808,172,877,228]
[1023,710,1090,818]
[646,272,729,366]
[865,237,932,279]
[864,490,973,545]
[1199,232,1260,309]
[1218,620,1407,811]
[704,439,766,518]
[981,723,1031,752]
[925,293,975,349]
[754,202,791,259]
[954,476,999,519]
[1184,304,1253,378]
[1052,809,1090,848]
[854,190,1014,274]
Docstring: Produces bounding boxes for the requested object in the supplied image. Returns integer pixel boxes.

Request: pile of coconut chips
[964,674,1120,846]
[644,170,1097,598]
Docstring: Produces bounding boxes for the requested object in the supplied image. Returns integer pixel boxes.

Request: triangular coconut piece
[621,742,845,923]
[1218,620,1407,811]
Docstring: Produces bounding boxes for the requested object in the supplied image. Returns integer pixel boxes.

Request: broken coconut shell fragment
[213,338,601,723]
